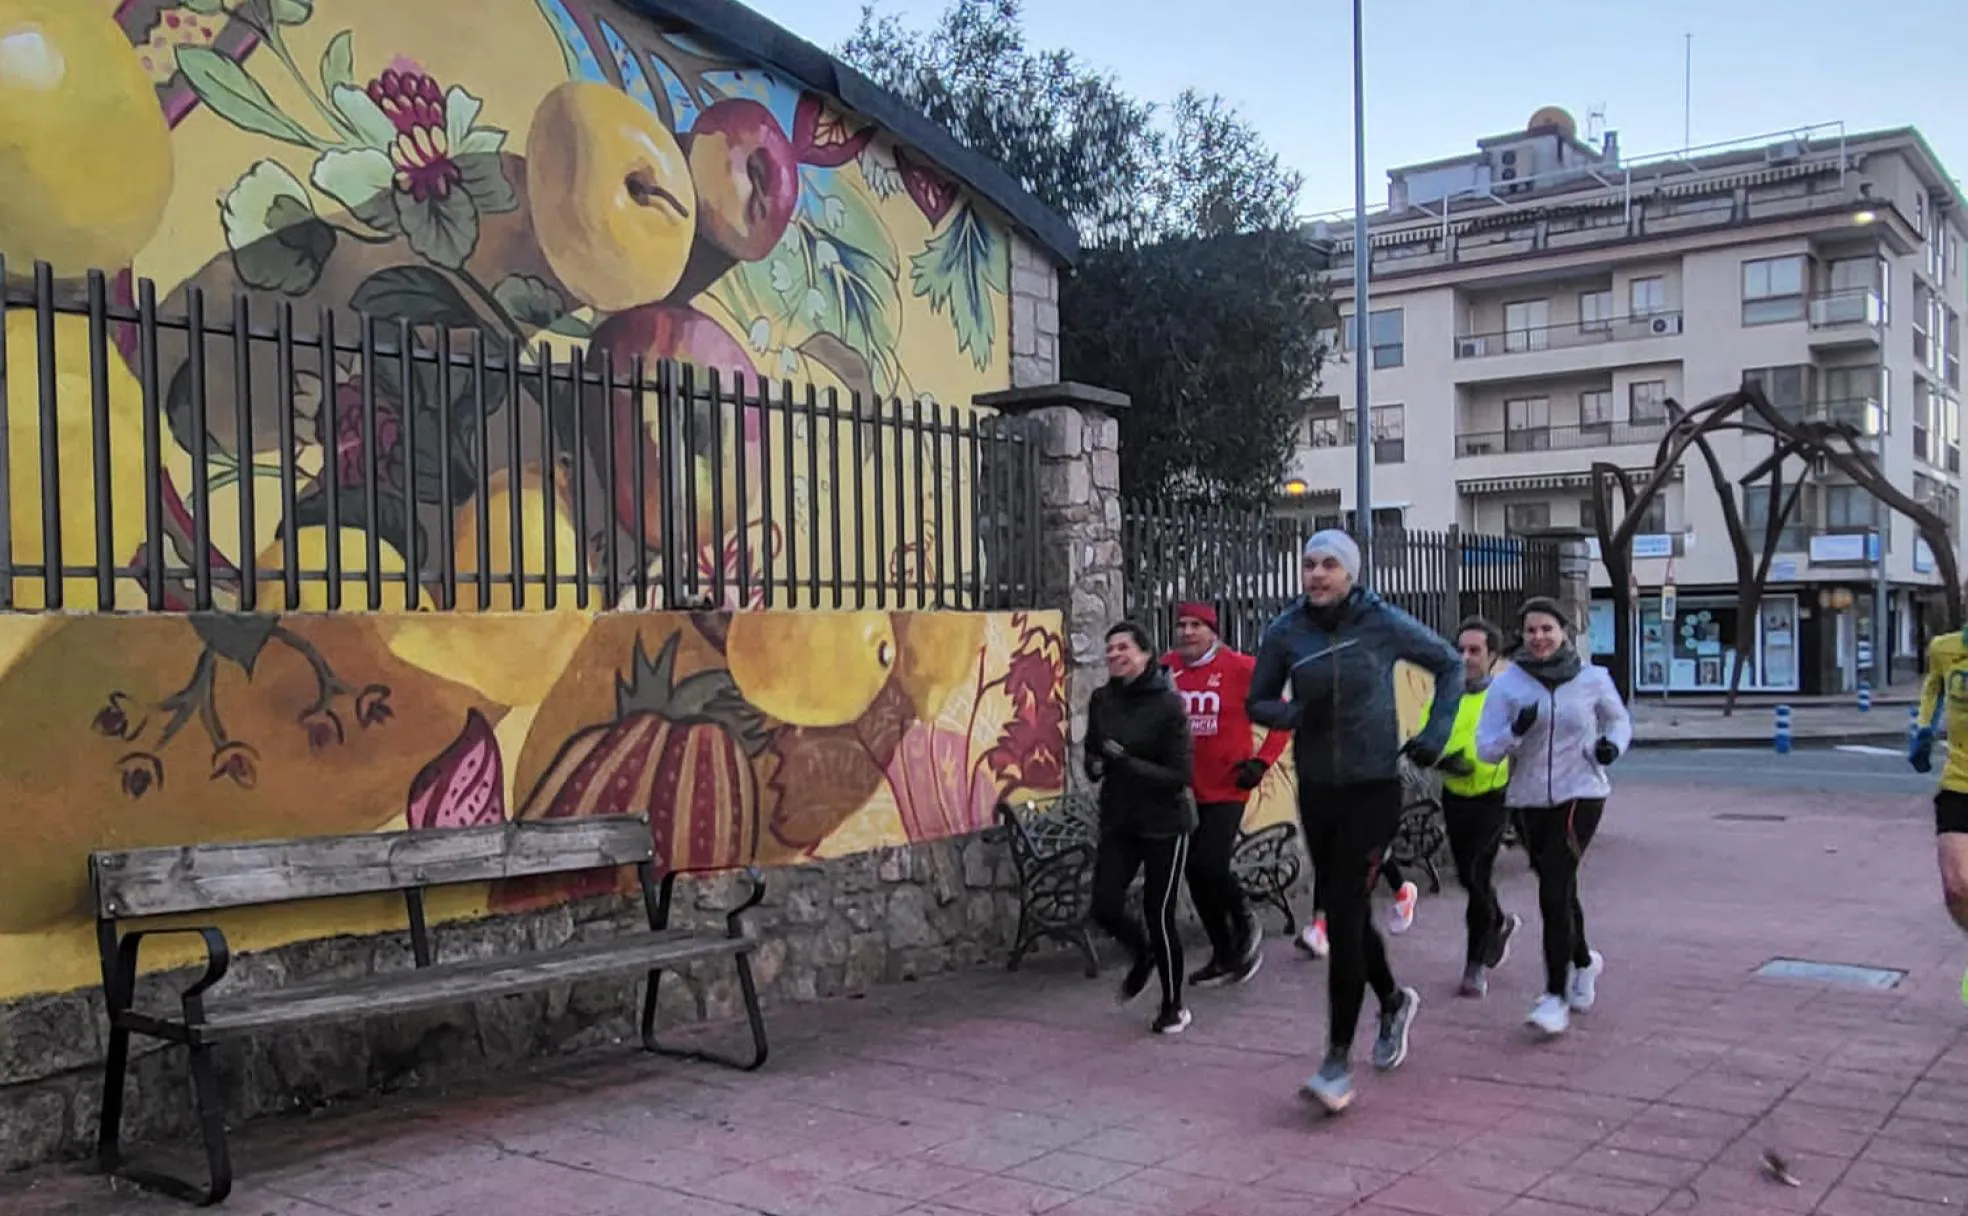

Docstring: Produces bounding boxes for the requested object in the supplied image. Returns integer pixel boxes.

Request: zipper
[1544,683,1558,807]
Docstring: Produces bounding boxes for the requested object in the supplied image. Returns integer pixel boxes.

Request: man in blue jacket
[1248,530,1463,1114]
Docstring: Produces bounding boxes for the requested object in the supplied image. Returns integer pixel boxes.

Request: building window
[1629,379,1668,425]
[1743,485,1805,551]
[1579,290,1613,333]
[1742,255,1807,325]
[1742,365,1810,422]
[1823,366,1883,433]
[1341,404,1405,463]
[1337,507,1406,534]
[1628,276,1666,317]
[1878,256,1893,325]
[1827,257,1874,296]
[1504,396,1551,451]
[1343,309,1405,369]
[1505,501,1551,536]
[1946,307,1960,390]
[1305,396,1343,448]
[1916,379,1933,464]
[1504,299,1549,352]
[1633,495,1668,534]
[1579,389,1614,429]
[1824,485,1872,531]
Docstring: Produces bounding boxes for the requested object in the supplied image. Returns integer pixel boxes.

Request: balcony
[1813,396,1884,437]
[1457,420,1671,457]
[1806,288,1883,349]
[1452,311,1685,361]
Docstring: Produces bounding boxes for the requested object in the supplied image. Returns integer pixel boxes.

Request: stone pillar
[974,382,1128,756]
[1007,233,1061,388]
[1533,527,1596,661]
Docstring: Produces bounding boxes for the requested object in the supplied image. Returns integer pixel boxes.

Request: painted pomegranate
[518,632,769,872]
[406,709,506,830]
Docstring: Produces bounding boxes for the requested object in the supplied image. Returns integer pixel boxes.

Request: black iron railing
[1121,500,1562,652]
[0,260,1042,613]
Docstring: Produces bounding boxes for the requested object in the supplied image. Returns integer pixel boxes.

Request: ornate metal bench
[1388,758,1447,893]
[89,814,768,1206]
[995,796,1305,975]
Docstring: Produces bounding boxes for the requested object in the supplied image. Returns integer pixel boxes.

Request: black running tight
[1299,779,1402,1056]
[1516,799,1604,996]
[1091,831,1189,1009]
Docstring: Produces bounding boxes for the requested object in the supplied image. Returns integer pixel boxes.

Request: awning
[1456,465,1681,496]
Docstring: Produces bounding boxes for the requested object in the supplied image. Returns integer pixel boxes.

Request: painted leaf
[267,0,317,24]
[884,720,997,842]
[407,709,507,829]
[792,91,873,169]
[909,203,1007,371]
[175,46,318,148]
[318,30,355,97]
[350,265,481,329]
[894,148,958,226]
[396,188,480,270]
[455,154,518,217]
[492,274,569,331]
[220,160,336,295]
[310,148,399,232]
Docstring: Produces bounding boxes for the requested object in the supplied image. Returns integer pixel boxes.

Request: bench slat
[152,931,750,1040]
[91,816,655,918]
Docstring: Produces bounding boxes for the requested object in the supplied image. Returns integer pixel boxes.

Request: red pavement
[10,776,1968,1215]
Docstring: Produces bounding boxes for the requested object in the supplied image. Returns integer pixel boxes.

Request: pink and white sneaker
[1386,881,1419,935]
[1296,915,1329,959]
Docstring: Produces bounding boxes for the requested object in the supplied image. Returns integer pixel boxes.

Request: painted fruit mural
[0,0,1013,613]
[0,607,1066,1000]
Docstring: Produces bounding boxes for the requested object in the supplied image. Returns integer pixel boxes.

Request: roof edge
[616,0,1082,265]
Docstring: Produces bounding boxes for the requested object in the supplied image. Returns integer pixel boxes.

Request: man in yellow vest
[1429,617,1521,997]
[1910,626,1968,934]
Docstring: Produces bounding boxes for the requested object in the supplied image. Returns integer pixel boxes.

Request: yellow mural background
[0,608,1067,1001]
[1241,660,1436,830]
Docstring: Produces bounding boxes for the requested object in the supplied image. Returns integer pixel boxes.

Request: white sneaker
[1297,916,1329,959]
[1568,950,1604,1012]
[1527,994,1570,1037]
[1386,881,1419,935]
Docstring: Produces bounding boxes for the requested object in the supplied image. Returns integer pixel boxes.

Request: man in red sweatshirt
[1166,602,1291,987]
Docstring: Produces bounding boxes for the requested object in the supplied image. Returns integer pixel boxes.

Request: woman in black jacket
[1085,621,1199,1034]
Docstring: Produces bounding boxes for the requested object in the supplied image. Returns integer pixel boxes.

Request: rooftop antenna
[1586,103,1607,147]
[1682,33,1693,152]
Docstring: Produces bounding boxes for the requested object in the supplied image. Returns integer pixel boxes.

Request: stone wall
[0,834,1036,1172]
[1008,233,1063,388]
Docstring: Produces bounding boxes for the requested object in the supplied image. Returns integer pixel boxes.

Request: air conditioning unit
[1649,313,1684,336]
[1765,138,1803,165]
[1456,336,1488,358]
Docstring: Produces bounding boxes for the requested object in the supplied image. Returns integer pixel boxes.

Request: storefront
[1589,592,1802,694]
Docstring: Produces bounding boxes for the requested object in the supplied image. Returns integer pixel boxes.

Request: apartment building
[1289,112,1968,696]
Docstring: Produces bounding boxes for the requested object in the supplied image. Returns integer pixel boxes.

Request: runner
[1086,621,1199,1035]
[1476,597,1631,1038]
[1429,617,1520,997]
[1295,846,1419,960]
[1249,530,1463,1113]
[1909,625,1968,931]
[1163,602,1291,989]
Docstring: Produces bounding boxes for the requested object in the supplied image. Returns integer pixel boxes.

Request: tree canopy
[841,0,1330,506]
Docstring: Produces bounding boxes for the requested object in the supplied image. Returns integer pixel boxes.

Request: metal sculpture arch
[1590,383,1961,711]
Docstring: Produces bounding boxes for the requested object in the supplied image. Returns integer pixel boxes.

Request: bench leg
[1007,909,1034,972]
[640,957,770,1072]
[1074,926,1100,979]
[1266,889,1298,937]
[102,1038,233,1207]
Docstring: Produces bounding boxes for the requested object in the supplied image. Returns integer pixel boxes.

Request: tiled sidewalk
[10,777,1968,1215]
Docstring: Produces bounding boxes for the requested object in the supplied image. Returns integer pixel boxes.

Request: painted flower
[311,68,516,268]
[884,721,998,843]
[406,709,506,830]
[792,92,874,168]
[692,519,784,611]
[356,684,394,728]
[302,708,344,752]
[209,741,259,790]
[894,147,958,226]
[117,752,164,801]
[857,141,904,201]
[333,378,402,488]
[982,621,1069,795]
[93,692,145,742]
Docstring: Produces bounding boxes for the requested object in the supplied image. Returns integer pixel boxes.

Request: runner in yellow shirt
[1910,628,1968,933]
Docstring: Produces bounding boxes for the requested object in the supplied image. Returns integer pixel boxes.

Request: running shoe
[1230,924,1265,984]
[1387,881,1420,935]
[1458,964,1487,998]
[1188,960,1232,988]
[1567,950,1604,1012]
[1372,986,1420,1071]
[1152,1005,1193,1035]
[1117,957,1153,1006]
[1301,1056,1354,1114]
[1527,993,1570,1037]
[1296,916,1329,959]
[1487,912,1522,969]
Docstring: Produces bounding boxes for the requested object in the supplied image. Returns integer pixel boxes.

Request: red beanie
[1175,601,1218,632]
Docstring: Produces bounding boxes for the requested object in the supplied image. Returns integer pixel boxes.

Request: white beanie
[1303,529,1361,580]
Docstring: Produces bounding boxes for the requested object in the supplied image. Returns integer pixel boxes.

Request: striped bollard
[1911,704,1923,750]
[1774,704,1793,755]
[1856,681,1871,713]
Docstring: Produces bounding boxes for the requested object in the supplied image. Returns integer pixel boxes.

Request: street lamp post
[1350,0,1373,585]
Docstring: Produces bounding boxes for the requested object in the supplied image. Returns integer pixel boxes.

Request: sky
[742,0,1968,219]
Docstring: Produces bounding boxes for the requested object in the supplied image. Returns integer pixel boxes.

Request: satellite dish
[1528,106,1578,140]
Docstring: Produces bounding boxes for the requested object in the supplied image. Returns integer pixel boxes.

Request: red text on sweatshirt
[1162,646,1291,805]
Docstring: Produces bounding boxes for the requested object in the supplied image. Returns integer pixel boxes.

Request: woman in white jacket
[1476,597,1632,1037]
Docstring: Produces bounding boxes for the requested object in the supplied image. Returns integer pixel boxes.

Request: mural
[2,0,1014,611]
[0,607,1066,1000]
[1240,660,1437,832]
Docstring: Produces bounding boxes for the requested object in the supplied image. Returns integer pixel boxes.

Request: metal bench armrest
[655,865,768,938]
[107,926,232,1026]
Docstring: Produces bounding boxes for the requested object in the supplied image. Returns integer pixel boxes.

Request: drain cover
[1755,958,1905,989]
[1715,812,1788,822]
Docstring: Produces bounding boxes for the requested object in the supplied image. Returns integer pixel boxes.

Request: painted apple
[685,98,799,263]
[526,82,697,312]
[584,303,765,550]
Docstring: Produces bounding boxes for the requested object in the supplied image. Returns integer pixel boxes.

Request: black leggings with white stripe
[1092,830,1190,1011]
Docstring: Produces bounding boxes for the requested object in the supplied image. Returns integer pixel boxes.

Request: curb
[1631,732,1911,751]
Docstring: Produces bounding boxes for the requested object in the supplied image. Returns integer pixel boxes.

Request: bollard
[1912,704,1923,748]
[1774,704,1793,755]
[1857,680,1871,714]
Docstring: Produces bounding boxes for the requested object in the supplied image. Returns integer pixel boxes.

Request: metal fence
[0,260,1042,613]
[1121,497,1562,652]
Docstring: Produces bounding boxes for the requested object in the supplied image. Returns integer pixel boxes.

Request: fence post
[1530,527,1595,662]
[975,382,1130,768]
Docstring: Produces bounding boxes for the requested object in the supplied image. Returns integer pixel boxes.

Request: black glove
[1100,737,1127,760]
[1911,728,1935,774]
[1510,704,1539,736]
[1438,751,1476,777]
[1592,737,1620,766]
[1232,758,1269,790]
[1400,738,1441,769]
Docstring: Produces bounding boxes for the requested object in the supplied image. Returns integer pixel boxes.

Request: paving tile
[1366,1174,1517,1215]
[934,1173,1081,1215]
[1003,1150,1141,1192]
[1524,1170,1674,1216]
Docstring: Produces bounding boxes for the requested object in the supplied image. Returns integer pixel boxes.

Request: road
[1624,742,1934,796]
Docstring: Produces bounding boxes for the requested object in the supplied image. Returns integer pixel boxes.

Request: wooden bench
[89,814,769,1206]
[995,796,1306,974]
